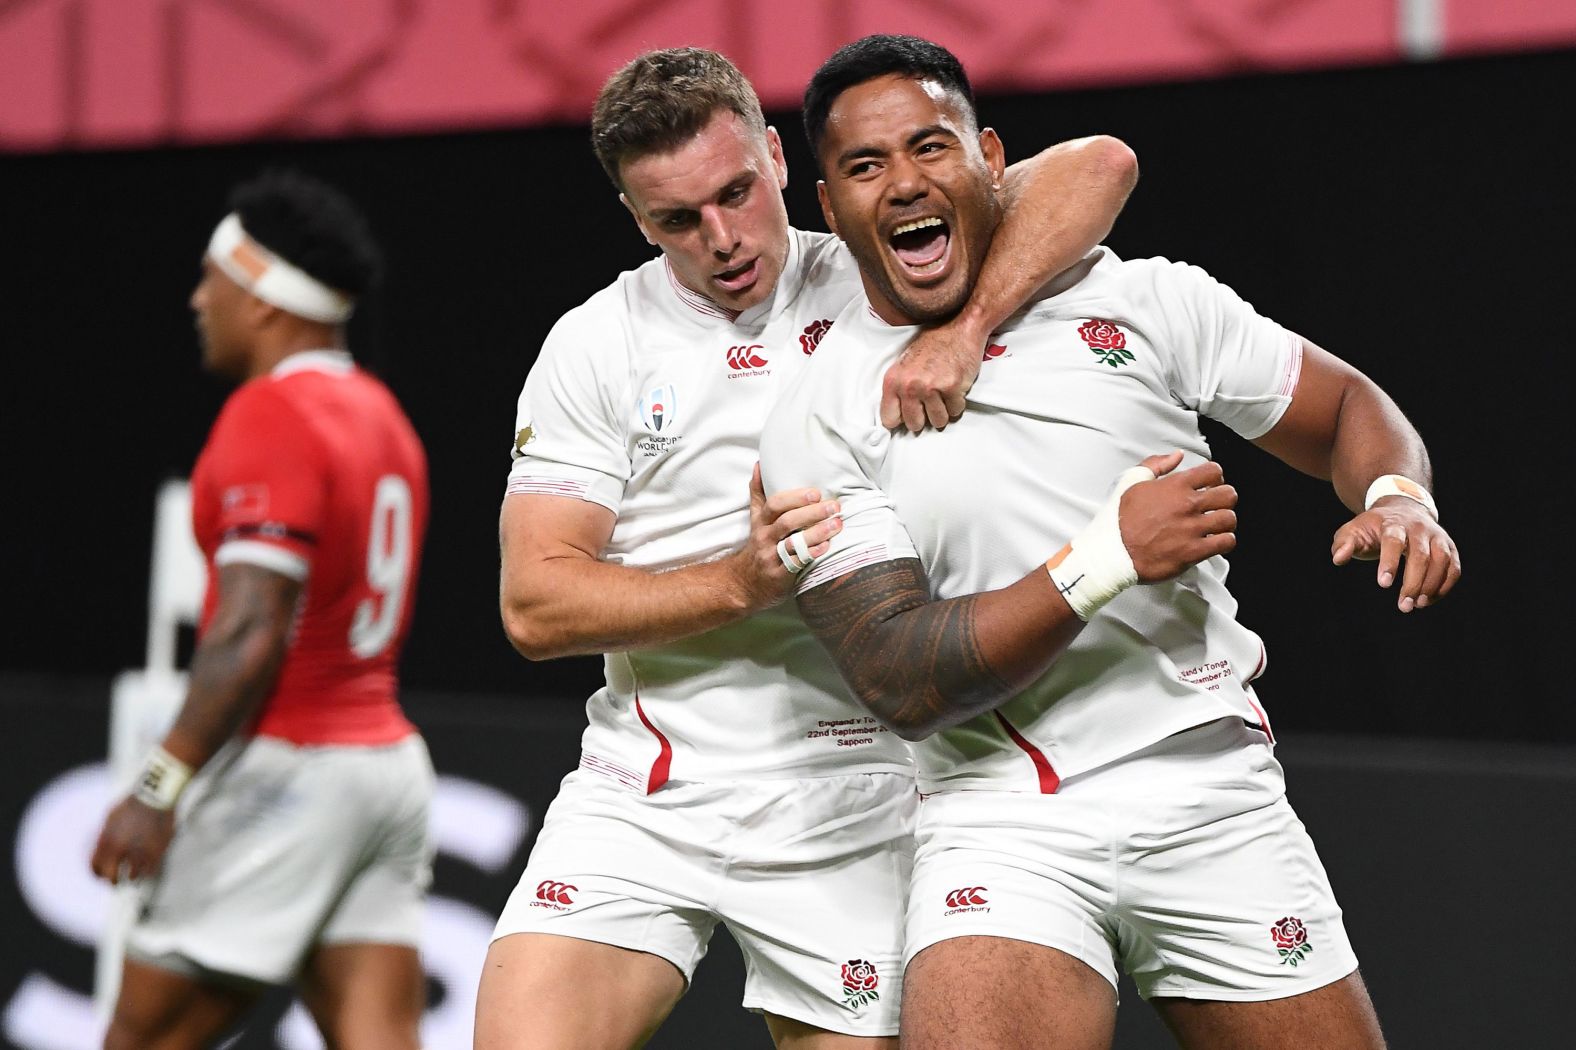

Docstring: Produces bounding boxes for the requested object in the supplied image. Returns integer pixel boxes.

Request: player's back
[191,351,429,746]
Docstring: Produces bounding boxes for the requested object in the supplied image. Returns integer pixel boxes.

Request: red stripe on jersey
[993,711,1060,794]
[1243,642,1274,742]
[634,694,673,794]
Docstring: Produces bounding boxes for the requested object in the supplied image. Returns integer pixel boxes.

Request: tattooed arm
[798,557,1085,740]
[797,453,1238,740]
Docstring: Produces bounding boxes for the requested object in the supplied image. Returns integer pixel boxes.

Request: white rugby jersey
[507,228,912,789]
[760,248,1302,794]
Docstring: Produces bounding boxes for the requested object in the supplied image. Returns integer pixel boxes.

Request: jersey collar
[272,349,354,377]
[661,229,804,330]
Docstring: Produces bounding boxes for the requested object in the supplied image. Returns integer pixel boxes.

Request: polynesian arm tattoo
[799,557,1079,740]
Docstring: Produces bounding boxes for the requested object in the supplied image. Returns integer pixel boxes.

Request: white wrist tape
[208,213,355,324]
[1363,474,1437,520]
[132,746,195,811]
[1046,465,1155,621]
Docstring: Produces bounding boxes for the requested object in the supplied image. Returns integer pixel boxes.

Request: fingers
[902,392,931,434]
[1375,522,1407,592]
[90,830,120,884]
[1139,451,1186,478]
[772,499,840,540]
[749,463,766,513]
[879,376,902,430]
[761,485,822,526]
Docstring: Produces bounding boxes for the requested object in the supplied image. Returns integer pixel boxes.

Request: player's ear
[980,128,1006,189]
[619,193,657,246]
[765,126,789,190]
[817,181,841,240]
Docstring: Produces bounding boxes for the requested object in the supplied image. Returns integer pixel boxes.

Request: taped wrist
[133,746,194,811]
[1046,465,1155,621]
[1363,474,1438,520]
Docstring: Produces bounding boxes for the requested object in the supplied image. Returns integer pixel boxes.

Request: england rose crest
[800,318,834,355]
[1078,319,1134,368]
[1270,916,1314,967]
[840,959,880,1010]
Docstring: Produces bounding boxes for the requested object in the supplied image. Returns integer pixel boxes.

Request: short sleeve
[207,385,327,581]
[1134,259,1303,440]
[759,339,917,595]
[506,303,631,513]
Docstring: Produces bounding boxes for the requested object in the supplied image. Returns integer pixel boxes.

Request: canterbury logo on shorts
[944,886,990,913]
[531,880,578,909]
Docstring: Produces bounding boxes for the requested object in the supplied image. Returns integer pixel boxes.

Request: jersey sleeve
[1133,258,1304,440]
[207,384,328,581]
[505,302,631,513]
[759,330,918,595]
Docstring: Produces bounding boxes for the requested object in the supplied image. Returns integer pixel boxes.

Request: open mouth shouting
[887,215,952,284]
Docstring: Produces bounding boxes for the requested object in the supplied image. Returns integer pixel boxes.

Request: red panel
[1,1,1572,152]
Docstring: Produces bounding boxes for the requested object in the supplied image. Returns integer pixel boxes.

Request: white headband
[206,213,355,324]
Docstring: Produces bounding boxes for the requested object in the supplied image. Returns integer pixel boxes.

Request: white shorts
[126,733,434,986]
[906,718,1358,1002]
[493,768,914,1036]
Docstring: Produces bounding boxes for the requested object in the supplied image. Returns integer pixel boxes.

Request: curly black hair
[229,169,382,297]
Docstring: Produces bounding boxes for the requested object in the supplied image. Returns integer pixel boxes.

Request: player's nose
[886,154,929,205]
[701,208,740,258]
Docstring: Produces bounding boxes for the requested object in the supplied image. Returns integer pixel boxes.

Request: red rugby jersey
[189,350,428,746]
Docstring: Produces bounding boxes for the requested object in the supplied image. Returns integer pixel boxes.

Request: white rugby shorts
[493,768,914,1036]
[126,733,434,986]
[905,717,1359,1002]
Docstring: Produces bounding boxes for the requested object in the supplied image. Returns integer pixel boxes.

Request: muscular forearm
[800,559,1086,740]
[162,601,291,770]
[501,551,756,660]
[959,135,1138,339]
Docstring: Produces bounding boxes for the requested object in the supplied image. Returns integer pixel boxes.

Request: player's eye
[847,160,878,178]
[662,213,696,230]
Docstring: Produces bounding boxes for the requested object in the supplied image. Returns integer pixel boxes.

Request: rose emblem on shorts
[1077,319,1134,368]
[800,318,834,355]
[1270,916,1314,966]
[839,959,880,1010]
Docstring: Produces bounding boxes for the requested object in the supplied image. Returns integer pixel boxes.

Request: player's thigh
[103,957,257,1050]
[901,936,1116,1050]
[722,773,912,1040]
[763,1012,897,1050]
[298,942,423,1050]
[1152,970,1385,1050]
[474,932,686,1050]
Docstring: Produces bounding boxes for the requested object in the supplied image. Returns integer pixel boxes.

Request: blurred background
[3,2,1573,1047]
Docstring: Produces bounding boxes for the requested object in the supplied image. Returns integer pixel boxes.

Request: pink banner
[3,1,1572,152]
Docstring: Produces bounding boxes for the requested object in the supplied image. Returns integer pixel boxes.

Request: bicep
[205,563,302,647]
[500,494,617,591]
[1251,338,1358,479]
[797,559,931,667]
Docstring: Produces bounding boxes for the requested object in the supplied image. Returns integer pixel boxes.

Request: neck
[245,323,346,379]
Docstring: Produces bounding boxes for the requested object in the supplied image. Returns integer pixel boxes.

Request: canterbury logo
[982,342,1007,361]
[535,880,577,905]
[945,887,988,908]
[727,344,768,370]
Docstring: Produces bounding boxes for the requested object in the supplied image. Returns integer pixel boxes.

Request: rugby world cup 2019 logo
[637,384,682,459]
[639,384,677,433]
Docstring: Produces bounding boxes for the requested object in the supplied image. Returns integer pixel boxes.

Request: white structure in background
[99,478,206,1017]
[3,477,540,1050]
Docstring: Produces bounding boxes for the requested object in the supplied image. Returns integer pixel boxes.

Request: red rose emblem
[841,959,879,994]
[800,318,834,355]
[1077,319,1126,351]
[1270,917,1307,951]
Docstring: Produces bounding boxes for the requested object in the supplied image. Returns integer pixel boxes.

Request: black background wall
[6,47,1568,742]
